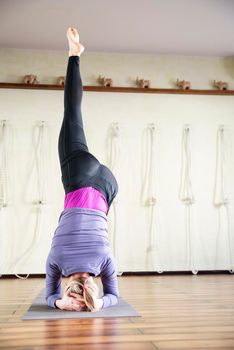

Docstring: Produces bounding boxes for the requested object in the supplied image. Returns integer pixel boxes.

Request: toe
[72,28,79,40]
[67,28,72,38]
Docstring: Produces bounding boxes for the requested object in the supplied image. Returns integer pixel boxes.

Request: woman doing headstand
[45,28,119,312]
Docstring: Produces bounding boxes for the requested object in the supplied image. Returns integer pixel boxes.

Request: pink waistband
[64,187,108,214]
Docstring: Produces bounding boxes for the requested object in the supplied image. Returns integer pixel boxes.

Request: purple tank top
[64,187,108,214]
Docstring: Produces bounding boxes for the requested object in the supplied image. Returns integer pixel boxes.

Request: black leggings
[58,56,118,211]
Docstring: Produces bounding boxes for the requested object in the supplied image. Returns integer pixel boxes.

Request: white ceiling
[0,0,234,56]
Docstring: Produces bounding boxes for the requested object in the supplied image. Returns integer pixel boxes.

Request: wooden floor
[0,274,234,349]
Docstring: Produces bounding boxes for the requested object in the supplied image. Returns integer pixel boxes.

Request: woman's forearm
[102,293,118,308]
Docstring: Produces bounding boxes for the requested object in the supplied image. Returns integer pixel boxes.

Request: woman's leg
[58,29,101,193]
[58,54,88,167]
[58,28,87,166]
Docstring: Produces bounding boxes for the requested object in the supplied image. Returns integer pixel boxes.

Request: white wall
[0,48,234,274]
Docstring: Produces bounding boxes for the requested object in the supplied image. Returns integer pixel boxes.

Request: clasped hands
[55,291,103,312]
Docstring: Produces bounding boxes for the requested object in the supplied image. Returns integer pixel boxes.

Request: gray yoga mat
[22,289,141,320]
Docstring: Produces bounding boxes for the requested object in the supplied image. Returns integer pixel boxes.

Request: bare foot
[67,27,85,57]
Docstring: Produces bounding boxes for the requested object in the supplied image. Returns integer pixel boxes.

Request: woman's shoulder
[100,253,116,275]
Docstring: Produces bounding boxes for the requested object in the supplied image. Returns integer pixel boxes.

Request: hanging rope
[0,120,11,278]
[15,120,48,279]
[0,120,8,210]
[213,125,233,273]
[179,124,197,274]
[0,119,16,277]
[107,122,122,273]
[141,123,163,273]
[0,120,48,279]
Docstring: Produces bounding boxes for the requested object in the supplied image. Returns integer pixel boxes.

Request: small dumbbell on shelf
[136,76,150,88]
[23,74,39,84]
[176,79,191,90]
[213,80,229,91]
[97,75,113,87]
[57,76,65,86]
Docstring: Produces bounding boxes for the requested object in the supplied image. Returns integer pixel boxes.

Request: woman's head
[64,275,99,312]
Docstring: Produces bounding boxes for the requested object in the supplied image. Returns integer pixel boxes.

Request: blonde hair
[64,276,99,312]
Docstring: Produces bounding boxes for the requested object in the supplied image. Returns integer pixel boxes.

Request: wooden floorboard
[0,275,234,349]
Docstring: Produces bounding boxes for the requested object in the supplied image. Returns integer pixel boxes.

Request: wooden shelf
[0,82,234,95]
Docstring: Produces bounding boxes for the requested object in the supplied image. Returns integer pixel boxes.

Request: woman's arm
[100,256,119,308]
[45,256,63,308]
[46,256,87,311]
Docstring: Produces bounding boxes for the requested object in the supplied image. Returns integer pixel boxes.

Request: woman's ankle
[69,51,80,57]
